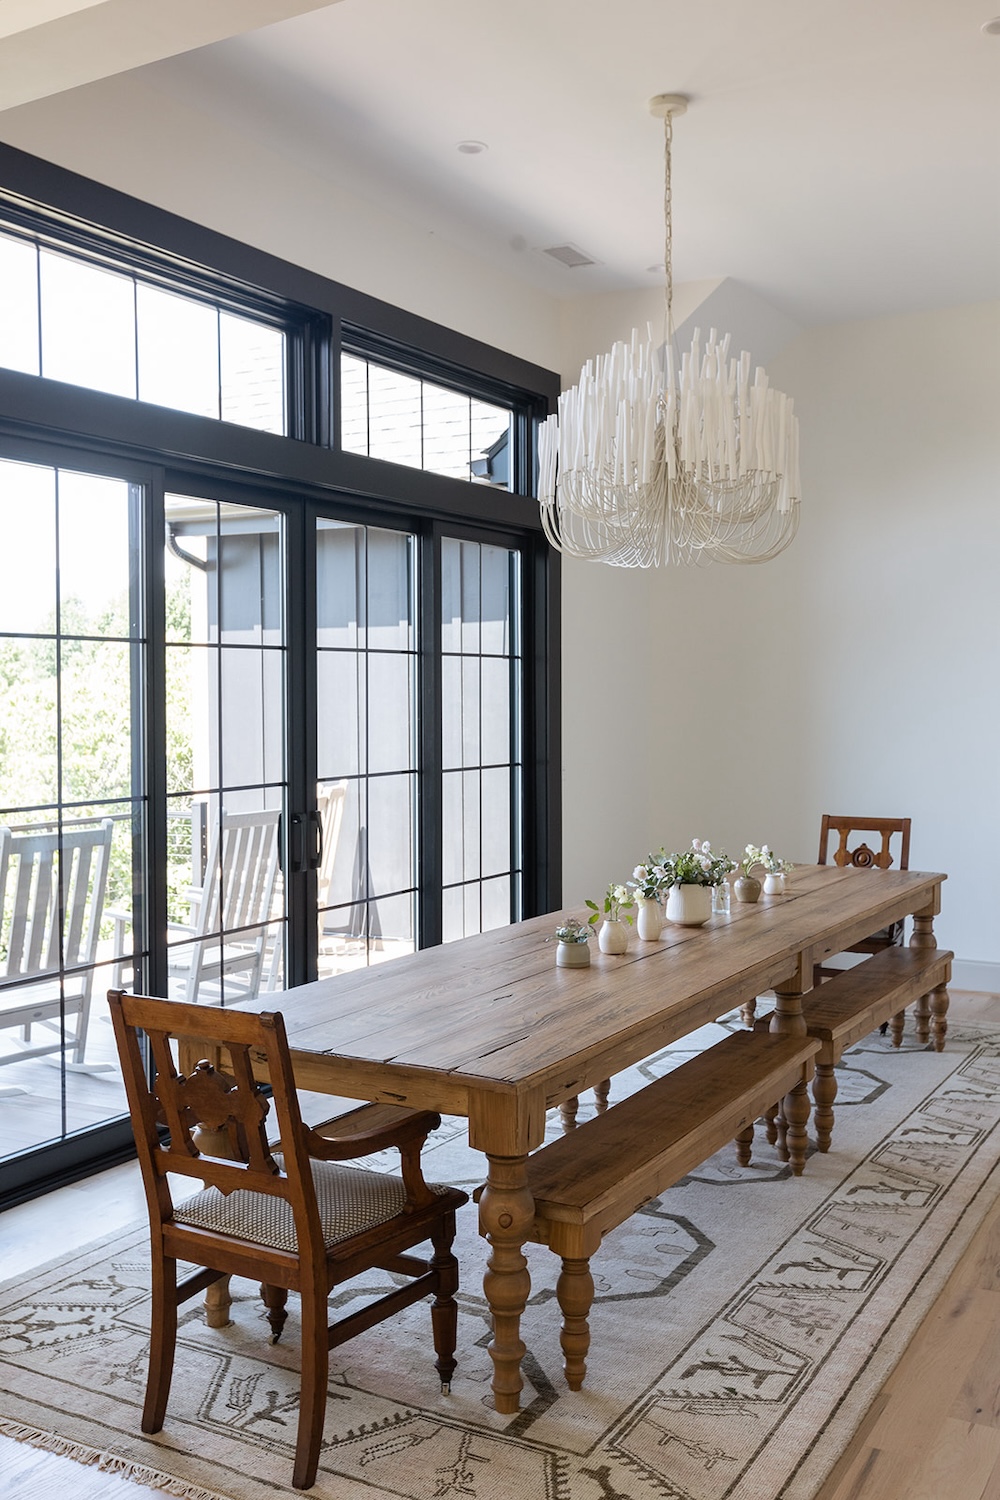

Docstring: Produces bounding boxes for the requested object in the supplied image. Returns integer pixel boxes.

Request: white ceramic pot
[665,883,713,927]
[763,872,786,896]
[556,940,591,967]
[598,918,629,954]
[636,897,664,941]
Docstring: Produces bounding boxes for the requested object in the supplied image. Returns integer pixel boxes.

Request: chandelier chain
[663,111,674,339]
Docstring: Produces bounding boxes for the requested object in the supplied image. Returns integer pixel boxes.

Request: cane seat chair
[109,990,468,1492]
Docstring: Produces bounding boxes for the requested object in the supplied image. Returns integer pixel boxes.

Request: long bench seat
[498,1028,820,1390]
[803,944,953,1151]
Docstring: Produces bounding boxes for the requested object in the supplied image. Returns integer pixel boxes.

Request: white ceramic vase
[636,896,664,941]
[556,940,591,967]
[665,883,713,927]
[763,871,786,895]
[598,918,629,954]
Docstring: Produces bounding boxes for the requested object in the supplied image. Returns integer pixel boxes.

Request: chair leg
[142,1253,178,1434]
[260,1282,289,1344]
[812,1061,838,1153]
[735,1121,755,1166]
[556,1255,595,1391]
[429,1211,460,1393]
[293,1280,329,1492]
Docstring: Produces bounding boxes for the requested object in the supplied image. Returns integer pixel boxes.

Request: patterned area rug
[3,1014,1000,1500]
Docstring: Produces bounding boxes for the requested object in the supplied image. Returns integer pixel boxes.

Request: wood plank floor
[2,990,999,1499]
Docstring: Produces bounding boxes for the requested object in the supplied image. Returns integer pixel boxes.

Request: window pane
[366,529,413,651]
[340,353,368,454]
[470,400,511,487]
[367,364,422,468]
[317,651,362,779]
[481,657,510,765]
[317,522,364,648]
[220,647,283,788]
[0,233,39,375]
[220,312,285,434]
[59,640,135,801]
[57,472,135,637]
[165,497,215,645]
[40,250,136,398]
[481,544,512,653]
[366,773,415,896]
[367,653,414,775]
[422,382,470,480]
[137,284,219,418]
[0,458,55,634]
[218,507,281,646]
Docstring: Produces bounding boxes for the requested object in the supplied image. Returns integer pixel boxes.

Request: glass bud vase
[636,896,664,941]
[598,918,629,954]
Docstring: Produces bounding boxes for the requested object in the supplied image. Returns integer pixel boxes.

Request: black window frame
[0,139,562,1206]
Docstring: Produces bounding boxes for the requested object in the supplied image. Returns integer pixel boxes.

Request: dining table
[211,860,947,1413]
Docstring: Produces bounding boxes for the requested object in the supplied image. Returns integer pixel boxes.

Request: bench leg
[812,1061,837,1152]
[763,1101,781,1147]
[560,1095,580,1131]
[741,997,757,1028]
[914,989,931,1045]
[783,1082,810,1175]
[735,1121,755,1166]
[556,1255,595,1391]
[594,1078,611,1114]
[890,1008,906,1048]
[930,983,949,1052]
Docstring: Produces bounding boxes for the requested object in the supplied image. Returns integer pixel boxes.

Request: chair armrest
[303,1104,442,1159]
[303,1104,443,1211]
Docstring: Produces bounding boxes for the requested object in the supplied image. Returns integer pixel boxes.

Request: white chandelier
[538,95,801,568]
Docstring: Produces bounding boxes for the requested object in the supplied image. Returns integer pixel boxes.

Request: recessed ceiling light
[457,140,488,154]
[982,16,1000,33]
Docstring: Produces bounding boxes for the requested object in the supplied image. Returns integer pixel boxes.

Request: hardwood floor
[2,990,999,1499]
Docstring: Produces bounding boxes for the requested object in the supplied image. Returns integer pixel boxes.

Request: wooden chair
[0,817,113,1068]
[167,807,282,1004]
[815,814,911,986]
[108,990,468,1492]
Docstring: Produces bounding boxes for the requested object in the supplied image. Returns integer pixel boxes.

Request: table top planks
[238,865,945,1109]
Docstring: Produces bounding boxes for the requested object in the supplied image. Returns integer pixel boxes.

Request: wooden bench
[488,1029,820,1391]
[801,944,953,1152]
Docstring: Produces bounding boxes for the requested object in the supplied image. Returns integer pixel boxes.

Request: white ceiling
[3,0,999,327]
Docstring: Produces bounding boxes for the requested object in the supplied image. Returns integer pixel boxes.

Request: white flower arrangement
[629,856,671,901]
[742,843,792,877]
[661,838,736,889]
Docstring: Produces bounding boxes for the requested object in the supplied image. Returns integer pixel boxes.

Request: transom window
[341,352,512,487]
[0,230,286,433]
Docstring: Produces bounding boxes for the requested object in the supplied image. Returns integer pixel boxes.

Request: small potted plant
[736,845,767,903]
[629,855,671,940]
[553,916,592,967]
[585,883,635,953]
[661,839,736,926]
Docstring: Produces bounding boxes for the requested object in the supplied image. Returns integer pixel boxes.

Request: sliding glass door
[0,453,146,1159]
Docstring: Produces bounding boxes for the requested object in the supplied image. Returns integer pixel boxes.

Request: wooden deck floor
[2,988,999,1500]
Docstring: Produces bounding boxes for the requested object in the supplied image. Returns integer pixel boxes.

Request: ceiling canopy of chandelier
[538,94,801,568]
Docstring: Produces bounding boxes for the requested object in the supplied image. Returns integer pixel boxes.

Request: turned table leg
[480,1153,535,1413]
[770,967,811,1176]
[559,1095,580,1131]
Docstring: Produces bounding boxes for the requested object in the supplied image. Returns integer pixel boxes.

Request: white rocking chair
[0,817,114,1070]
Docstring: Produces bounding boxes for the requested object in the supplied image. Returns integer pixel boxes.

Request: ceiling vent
[542,243,597,269]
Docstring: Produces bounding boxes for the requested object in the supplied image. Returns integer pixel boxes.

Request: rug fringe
[0,1417,233,1500]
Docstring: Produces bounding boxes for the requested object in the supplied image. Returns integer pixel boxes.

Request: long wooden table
[230,862,946,1412]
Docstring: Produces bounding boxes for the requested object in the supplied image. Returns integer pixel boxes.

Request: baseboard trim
[950,959,1000,994]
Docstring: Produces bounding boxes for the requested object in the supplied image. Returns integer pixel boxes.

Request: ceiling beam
[0,0,342,112]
